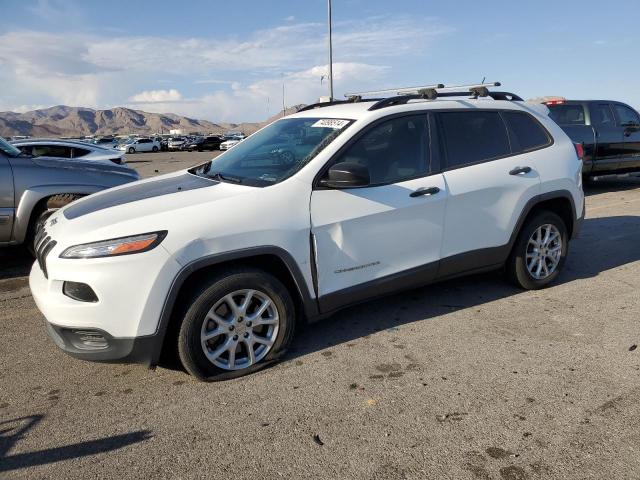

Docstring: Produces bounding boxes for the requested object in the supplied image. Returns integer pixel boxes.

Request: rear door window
[547,104,586,125]
[439,111,510,169]
[589,103,616,126]
[502,111,551,154]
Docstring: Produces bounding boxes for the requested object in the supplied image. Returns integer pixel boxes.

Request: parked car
[224,131,245,140]
[219,136,243,150]
[0,136,139,253]
[168,137,186,150]
[185,135,223,151]
[92,137,119,148]
[545,99,640,181]
[12,139,127,165]
[29,84,584,381]
[117,138,160,154]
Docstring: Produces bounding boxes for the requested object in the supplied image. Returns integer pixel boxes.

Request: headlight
[60,231,167,259]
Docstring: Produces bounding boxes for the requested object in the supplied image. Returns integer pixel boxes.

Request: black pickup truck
[546,100,640,181]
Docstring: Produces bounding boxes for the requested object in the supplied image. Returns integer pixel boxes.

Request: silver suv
[0,137,139,252]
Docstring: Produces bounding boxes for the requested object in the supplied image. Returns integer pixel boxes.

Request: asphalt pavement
[1,154,640,479]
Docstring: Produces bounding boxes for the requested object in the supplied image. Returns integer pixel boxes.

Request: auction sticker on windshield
[311,119,350,129]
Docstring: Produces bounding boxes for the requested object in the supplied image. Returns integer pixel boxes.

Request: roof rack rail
[298,81,522,113]
[366,82,523,111]
[297,97,366,112]
[344,83,445,100]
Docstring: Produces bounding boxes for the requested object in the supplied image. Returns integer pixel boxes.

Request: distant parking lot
[123,150,221,178]
[1,153,640,479]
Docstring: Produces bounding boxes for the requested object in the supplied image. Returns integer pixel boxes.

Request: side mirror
[320,162,370,188]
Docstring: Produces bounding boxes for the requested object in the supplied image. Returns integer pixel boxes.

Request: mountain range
[0,105,303,138]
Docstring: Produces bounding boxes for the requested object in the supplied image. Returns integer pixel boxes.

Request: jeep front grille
[35,228,56,279]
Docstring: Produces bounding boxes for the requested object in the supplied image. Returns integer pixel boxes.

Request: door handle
[410,186,440,197]
[509,166,532,176]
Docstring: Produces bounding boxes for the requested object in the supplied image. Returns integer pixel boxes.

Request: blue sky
[1,0,638,122]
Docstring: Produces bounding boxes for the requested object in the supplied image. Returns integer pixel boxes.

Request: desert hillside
[0,105,303,138]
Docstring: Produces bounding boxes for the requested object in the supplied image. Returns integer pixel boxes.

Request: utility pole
[327,0,334,101]
[281,73,286,118]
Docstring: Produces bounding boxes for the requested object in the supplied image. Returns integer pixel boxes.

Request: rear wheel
[507,211,568,290]
[152,146,159,152]
[177,268,296,381]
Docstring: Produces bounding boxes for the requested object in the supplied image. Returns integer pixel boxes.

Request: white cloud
[0,15,454,121]
[129,89,183,103]
[126,62,389,122]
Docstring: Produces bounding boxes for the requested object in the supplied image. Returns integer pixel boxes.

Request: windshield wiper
[207,171,243,184]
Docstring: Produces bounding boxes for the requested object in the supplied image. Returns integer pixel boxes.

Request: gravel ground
[1,154,640,479]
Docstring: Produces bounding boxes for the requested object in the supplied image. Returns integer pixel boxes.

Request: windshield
[0,137,22,157]
[194,117,353,187]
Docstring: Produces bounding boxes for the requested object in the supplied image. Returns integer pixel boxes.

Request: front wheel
[177,268,296,381]
[152,146,159,152]
[128,147,135,154]
[27,194,84,256]
[507,210,568,290]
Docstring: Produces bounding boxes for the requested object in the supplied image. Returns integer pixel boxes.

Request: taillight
[574,143,585,161]
[544,99,566,105]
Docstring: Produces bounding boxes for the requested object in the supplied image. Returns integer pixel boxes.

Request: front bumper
[45,322,158,365]
[30,238,182,364]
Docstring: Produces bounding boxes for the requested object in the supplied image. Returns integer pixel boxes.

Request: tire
[152,146,159,152]
[26,194,84,256]
[507,210,568,290]
[128,147,135,154]
[177,268,296,381]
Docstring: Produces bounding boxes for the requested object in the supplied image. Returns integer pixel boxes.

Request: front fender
[13,185,104,243]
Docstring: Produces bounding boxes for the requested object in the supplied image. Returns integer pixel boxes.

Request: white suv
[30,84,585,381]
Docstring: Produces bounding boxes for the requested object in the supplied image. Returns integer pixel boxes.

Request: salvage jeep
[29,82,585,381]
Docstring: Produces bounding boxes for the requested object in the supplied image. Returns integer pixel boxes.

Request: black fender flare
[148,246,318,367]
[508,189,582,252]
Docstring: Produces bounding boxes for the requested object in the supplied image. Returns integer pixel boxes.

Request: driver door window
[336,115,430,185]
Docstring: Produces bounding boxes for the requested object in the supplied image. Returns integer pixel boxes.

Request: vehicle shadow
[0,414,151,473]
[0,247,32,281]
[584,174,640,195]
[287,214,640,360]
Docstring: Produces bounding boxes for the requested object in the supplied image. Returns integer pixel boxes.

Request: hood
[57,171,255,239]
[31,155,138,178]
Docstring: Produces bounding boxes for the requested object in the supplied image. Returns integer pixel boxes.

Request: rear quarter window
[502,111,552,154]
[72,148,91,157]
[547,104,585,125]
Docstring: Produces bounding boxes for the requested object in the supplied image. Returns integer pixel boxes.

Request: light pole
[282,73,286,118]
[327,0,334,101]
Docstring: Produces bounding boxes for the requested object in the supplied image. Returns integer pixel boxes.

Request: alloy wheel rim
[526,223,562,280]
[200,289,279,370]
